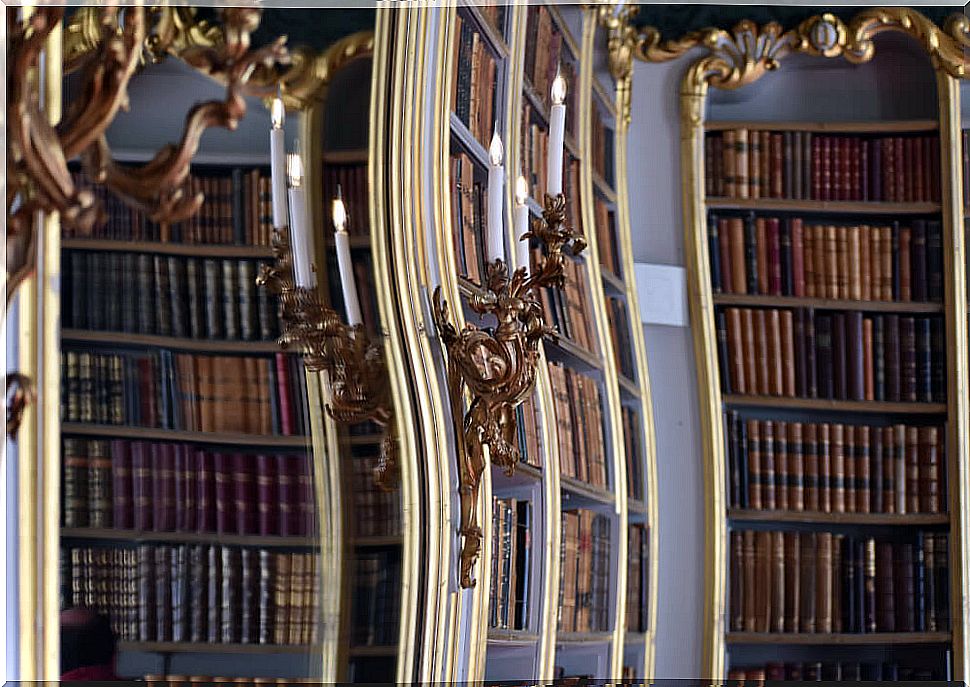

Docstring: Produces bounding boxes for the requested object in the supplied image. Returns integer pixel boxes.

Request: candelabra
[433,192,586,588]
[258,225,398,491]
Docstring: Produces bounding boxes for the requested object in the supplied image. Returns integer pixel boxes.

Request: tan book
[863,318,875,401]
[870,225,882,301]
[771,530,785,633]
[767,309,783,396]
[761,131,773,200]
[837,225,850,299]
[818,423,832,513]
[754,309,770,395]
[880,226,893,300]
[824,224,838,299]
[832,533,844,632]
[859,225,872,300]
[831,423,846,513]
[781,309,795,396]
[729,217,747,295]
[726,308,746,395]
[788,421,804,511]
[742,308,758,395]
[815,531,833,633]
[735,129,750,199]
[848,225,862,300]
[754,530,771,632]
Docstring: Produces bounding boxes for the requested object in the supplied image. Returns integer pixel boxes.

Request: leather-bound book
[899,226,912,301]
[870,136,883,201]
[748,130,761,200]
[842,537,857,632]
[855,425,870,513]
[717,311,732,394]
[171,544,188,642]
[257,548,273,644]
[847,225,861,300]
[804,223,816,298]
[879,225,893,300]
[870,226,883,301]
[919,426,940,514]
[255,454,276,535]
[738,419,750,508]
[206,545,222,643]
[726,412,741,508]
[927,220,943,301]
[771,531,785,632]
[871,427,884,514]
[894,542,916,632]
[916,317,932,402]
[844,138,855,200]
[719,218,734,293]
[188,544,207,642]
[894,424,907,514]
[863,538,877,633]
[727,669,746,681]
[708,213,722,291]
[859,225,872,301]
[154,545,173,641]
[814,225,828,299]
[875,541,895,631]
[742,309,757,395]
[765,662,784,681]
[137,544,156,640]
[794,309,808,396]
[816,532,833,633]
[816,315,834,400]
[62,439,88,528]
[874,315,885,400]
[805,308,818,397]
[931,317,945,402]
[761,421,776,510]
[780,310,795,396]
[811,134,822,199]
[832,313,847,400]
[756,217,769,295]
[730,530,743,631]
[87,441,113,528]
[744,214,758,295]
[791,218,805,297]
[784,531,801,632]
[891,223,902,300]
[704,136,716,197]
[185,258,205,339]
[723,130,737,198]
[745,420,762,509]
[726,308,744,394]
[922,533,936,631]
[885,314,901,402]
[830,424,846,513]
[213,452,234,534]
[787,663,804,681]
[178,444,195,532]
[883,138,896,201]
[768,218,782,295]
[901,317,917,401]
[274,353,294,436]
[823,224,838,299]
[173,443,188,532]
[905,428,923,517]
[863,318,874,400]
[772,132,785,199]
[276,453,297,536]
[788,422,804,511]
[799,532,817,632]
[792,131,804,200]
[743,529,756,631]
[754,530,771,632]
[221,546,241,643]
[911,220,927,302]
[780,217,793,295]
[904,137,916,202]
[775,421,789,511]
[237,260,256,341]
[767,309,783,396]
[274,552,292,644]
[131,441,153,531]
[818,423,832,513]
[804,662,822,681]
[109,439,133,529]
[195,449,215,533]
[934,535,949,630]
[804,423,819,512]
[232,453,256,535]
[735,129,749,199]
[240,547,259,644]
[753,309,769,395]
[846,311,864,401]
[832,138,843,201]
[820,136,833,201]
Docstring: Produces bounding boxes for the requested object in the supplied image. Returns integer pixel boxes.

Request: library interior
[5,2,970,683]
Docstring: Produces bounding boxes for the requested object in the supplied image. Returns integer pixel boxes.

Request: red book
[194,449,215,533]
[791,218,805,297]
[232,452,256,535]
[275,352,294,436]
[131,441,152,531]
[821,136,832,201]
[151,443,176,532]
[860,140,870,200]
[110,439,133,529]
[213,451,234,534]
[297,454,315,537]
[177,443,196,532]
[137,358,158,427]
[174,442,188,531]
[840,138,852,201]
[255,454,277,535]
[811,136,822,200]
[914,136,926,202]
[276,453,297,536]
[894,137,905,203]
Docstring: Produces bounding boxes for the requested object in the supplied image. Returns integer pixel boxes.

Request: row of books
[728,660,947,682]
[523,5,578,138]
[548,363,607,487]
[558,509,611,633]
[63,544,319,645]
[64,251,281,341]
[622,408,645,502]
[540,253,597,353]
[716,308,946,403]
[320,163,370,237]
[488,498,532,631]
[144,678,321,686]
[729,530,949,634]
[450,150,491,285]
[514,393,543,469]
[350,450,403,539]
[594,196,621,277]
[590,102,615,189]
[61,348,310,436]
[62,438,314,535]
[68,168,274,246]
[708,215,943,302]
[724,415,945,515]
[606,296,636,381]
[705,130,941,203]
[352,548,401,647]
[626,524,649,633]
[451,12,498,151]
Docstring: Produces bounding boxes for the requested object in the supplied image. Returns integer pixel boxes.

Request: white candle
[514,175,530,274]
[547,71,567,196]
[286,153,315,288]
[487,132,505,263]
[332,188,363,327]
[270,95,288,229]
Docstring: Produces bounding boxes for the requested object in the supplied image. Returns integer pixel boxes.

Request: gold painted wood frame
[610,7,970,681]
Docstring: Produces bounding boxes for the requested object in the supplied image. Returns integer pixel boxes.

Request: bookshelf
[674,14,969,683]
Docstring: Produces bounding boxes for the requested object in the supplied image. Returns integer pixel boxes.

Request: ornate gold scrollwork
[6,373,35,441]
[432,193,586,589]
[257,226,398,492]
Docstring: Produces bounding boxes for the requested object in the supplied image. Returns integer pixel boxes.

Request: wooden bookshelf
[726,632,952,646]
[726,510,951,526]
[322,148,368,164]
[543,335,602,373]
[721,395,948,414]
[61,527,319,548]
[61,329,283,353]
[705,198,941,214]
[712,294,944,314]
[61,423,309,447]
[704,119,939,133]
[560,475,615,508]
[61,238,274,258]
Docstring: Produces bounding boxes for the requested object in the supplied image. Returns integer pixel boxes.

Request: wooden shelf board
[487,629,540,644]
[618,374,640,400]
[725,632,951,646]
[119,641,321,654]
[62,423,310,447]
[543,336,602,373]
[62,238,274,258]
[321,149,368,164]
[727,509,950,526]
[458,2,509,58]
[492,461,543,490]
[556,631,613,645]
[349,645,398,657]
[600,268,625,296]
[61,527,317,548]
[354,535,403,548]
[61,329,283,353]
[705,198,941,215]
[721,395,947,415]
[450,112,491,170]
[561,476,615,508]
[712,294,943,314]
[705,120,939,133]
[592,172,617,203]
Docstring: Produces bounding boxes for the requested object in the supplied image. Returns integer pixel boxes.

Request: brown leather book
[856,425,871,514]
[863,318,875,401]
[756,217,769,295]
[792,218,805,297]
[811,134,822,199]
[883,426,896,513]
[755,309,770,395]
[895,542,915,631]
[883,138,896,202]
[723,130,737,198]
[749,130,762,200]
[879,225,893,300]
[818,423,831,513]
[762,132,775,200]
[803,221,815,298]
[719,218,734,293]
[843,427,856,513]
[775,421,789,511]
[726,308,746,395]
[875,541,896,631]
[784,531,801,632]
[906,426,920,514]
[771,530,785,632]
[729,217,747,295]
[870,225,882,301]
[731,530,744,631]
[804,423,819,512]
[816,531,833,633]
[821,136,833,201]
[824,224,838,299]
[742,308,757,395]
[848,225,862,300]
[919,426,939,513]
[767,309,783,396]
[832,533,844,632]
[830,423,846,513]
[899,226,912,301]
[762,421,776,510]
[754,530,771,632]
[922,534,936,632]
[788,422,805,511]
[781,310,795,396]
[799,531,817,632]
[871,426,884,514]
[772,133,784,198]
[747,419,762,509]
[895,137,907,202]
[894,424,907,514]
[836,225,850,300]
[814,225,828,298]
[832,137,844,201]
[735,129,750,199]
[743,529,757,631]
[859,224,872,300]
